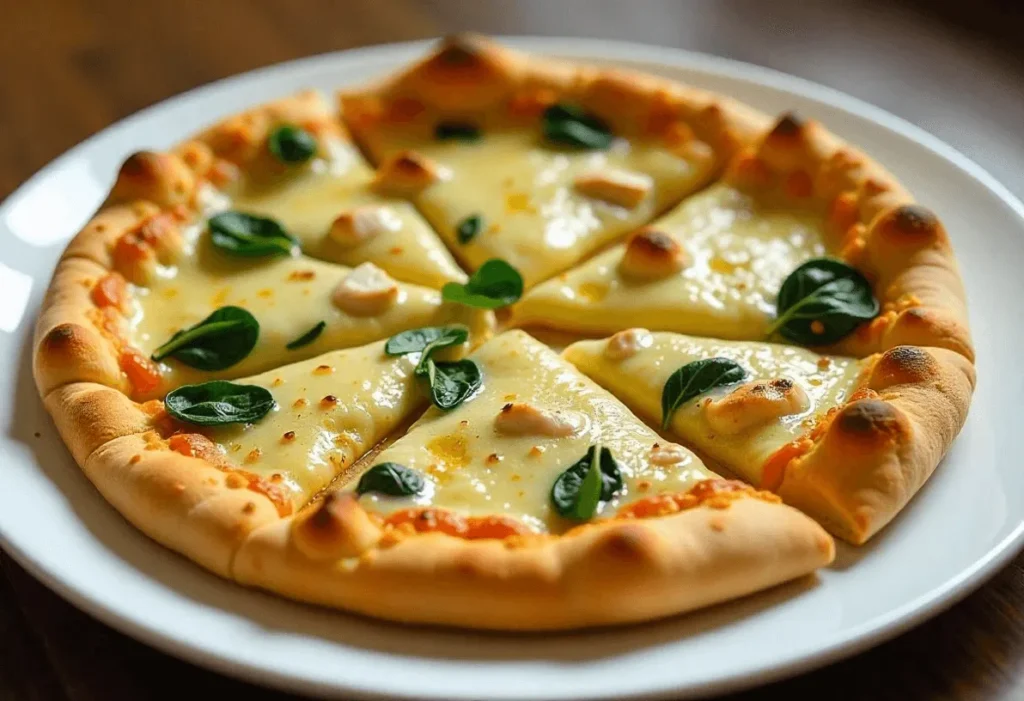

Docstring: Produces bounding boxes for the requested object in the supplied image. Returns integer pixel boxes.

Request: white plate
[1,35,1022,701]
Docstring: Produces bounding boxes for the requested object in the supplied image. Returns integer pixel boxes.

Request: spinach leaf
[661,358,746,430]
[151,306,259,371]
[441,259,523,309]
[384,325,469,357]
[164,381,275,426]
[426,359,481,410]
[434,122,481,142]
[285,321,326,350]
[551,445,624,520]
[542,103,614,150]
[267,124,318,164]
[355,462,425,497]
[208,211,299,258]
[767,257,879,345]
[456,214,483,244]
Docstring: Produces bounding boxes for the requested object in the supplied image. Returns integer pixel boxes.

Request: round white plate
[1,36,1021,701]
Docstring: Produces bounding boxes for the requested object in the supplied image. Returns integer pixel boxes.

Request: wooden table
[4,1,1024,698]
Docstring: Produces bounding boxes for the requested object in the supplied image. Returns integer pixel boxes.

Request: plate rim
[2,33,1023,701]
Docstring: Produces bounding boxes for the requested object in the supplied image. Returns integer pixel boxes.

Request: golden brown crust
[42,382,154,465]
[234,492,833,631]
[776,345,975,544]
[85,434,280,577]
[339,33,771,172]
[183,88,344,178]
[724,112,973,363]
[34,257,128,396]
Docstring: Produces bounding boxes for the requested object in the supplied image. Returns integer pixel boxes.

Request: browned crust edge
[776,344,976,544]
[724,112,974,363]
[338,33,772,174]
[232,489,833,631]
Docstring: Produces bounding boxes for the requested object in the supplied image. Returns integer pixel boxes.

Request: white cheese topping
[604,327,655,360]
[331,262,400,316]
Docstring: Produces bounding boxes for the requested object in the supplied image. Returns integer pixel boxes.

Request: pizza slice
[34,150,494,402]
[232,329,834,630]
[563,328,975,544]
[339,34,770,288]
[57,339,428,577]
[514,112,973,363]
[179,89,466,289]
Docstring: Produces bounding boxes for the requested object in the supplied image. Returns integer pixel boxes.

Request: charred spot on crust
[874,346,935,386]
[309,493,339,530]
[770,112,804,138]
[892,204,938,235]
[118,151,161,179]
[41,323,80,353]
[597,526,660,565]
[836,399,907,440]
[437,34,484,65]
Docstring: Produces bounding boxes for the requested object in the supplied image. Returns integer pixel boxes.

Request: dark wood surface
[4,1,1024,699]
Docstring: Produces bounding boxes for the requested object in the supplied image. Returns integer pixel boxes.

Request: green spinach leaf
[551,445,624,520]
[441,259,523,309]
[151,306,259,371]
[542,103,614,150]
[164,381,275,426]
[208,211,298,258]
[384,325,469,358]
[355,462,426,497]
[767,257,879,345]
[426,359,481,410]
[267,124,318,164]
[661,358,746,430]
[285,321,326,350]
[456,214,484,244]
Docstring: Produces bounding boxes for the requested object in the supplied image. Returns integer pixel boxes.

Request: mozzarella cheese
[128,222,491,390]
[229,139,465,288]
[205,341,424,508]
[513,183,826,338]
[563,330,863,485]
[346,330,717,533]
[366,130,713,288]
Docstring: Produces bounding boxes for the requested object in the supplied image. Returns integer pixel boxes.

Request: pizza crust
[85,434,280,577]
[339,32,771,173]
[233,488,834,631]
[776,345,976,544]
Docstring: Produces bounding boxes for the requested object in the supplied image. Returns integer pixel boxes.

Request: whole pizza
[32,34,975,630]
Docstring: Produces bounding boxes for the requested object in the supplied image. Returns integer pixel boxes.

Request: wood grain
[4,0,1024,699]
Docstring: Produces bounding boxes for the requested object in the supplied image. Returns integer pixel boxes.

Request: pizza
[31,34,974,631]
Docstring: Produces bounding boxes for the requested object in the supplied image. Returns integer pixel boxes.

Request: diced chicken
[494,403,581,437]
[704,378,810,435]
[573,169,652,209]
[619,227,688,279]
[649,443,692,466]
[605,327,654,360]
[372,151,446,196]
[329,206,401,247]
[331,262,400,316]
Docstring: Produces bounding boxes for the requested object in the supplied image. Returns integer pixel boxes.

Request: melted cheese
[345,330,717,533]
[205,341,424,507]
[369,131,711,288]
[514,184,826,338]
[563,331,864,484]
[229,140,465,288]
[128,226,491,391]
